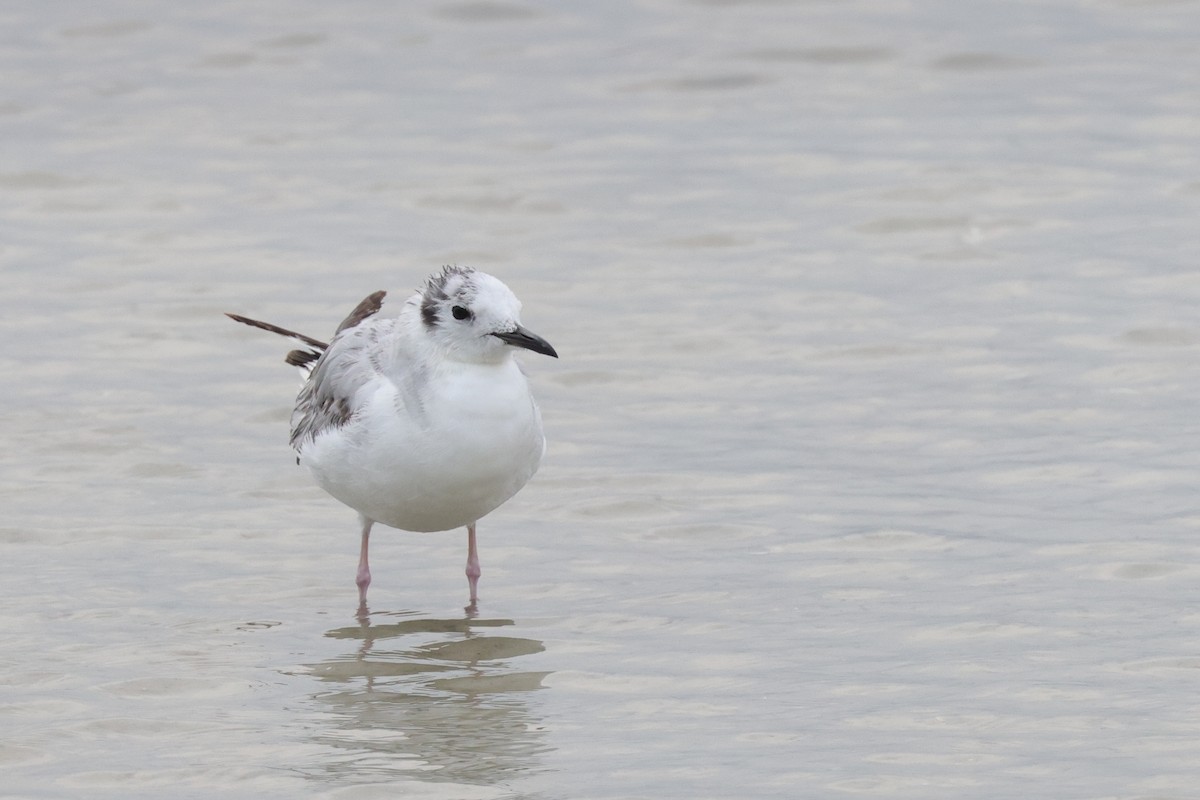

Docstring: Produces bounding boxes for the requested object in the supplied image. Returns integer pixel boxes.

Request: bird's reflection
[306,606,551,787]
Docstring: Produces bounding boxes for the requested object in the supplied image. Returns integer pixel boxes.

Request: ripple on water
[0,743,49,767]
[100,676,247,699]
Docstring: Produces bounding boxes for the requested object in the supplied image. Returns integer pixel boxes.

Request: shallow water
[4,1,1200,797]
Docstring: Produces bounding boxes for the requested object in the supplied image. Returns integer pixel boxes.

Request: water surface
[3,1,1200,797]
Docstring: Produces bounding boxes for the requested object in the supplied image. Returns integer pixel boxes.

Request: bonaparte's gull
[227,266,557,611]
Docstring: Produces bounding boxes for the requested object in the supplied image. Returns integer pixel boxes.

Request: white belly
[298,361,545,532]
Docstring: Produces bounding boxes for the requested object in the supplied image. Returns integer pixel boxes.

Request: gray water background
[3,1,1200,797]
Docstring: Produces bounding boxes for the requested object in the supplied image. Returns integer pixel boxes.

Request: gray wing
[289,291,389,450]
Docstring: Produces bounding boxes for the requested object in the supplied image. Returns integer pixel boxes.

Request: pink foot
[465,523,481,603]
[356,517,373,610]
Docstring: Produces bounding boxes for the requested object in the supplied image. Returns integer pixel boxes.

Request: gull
[227,266,557,610]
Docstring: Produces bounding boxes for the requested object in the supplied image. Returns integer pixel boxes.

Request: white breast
[299,359,545,533]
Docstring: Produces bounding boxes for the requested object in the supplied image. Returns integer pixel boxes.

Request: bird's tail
[225,313,328,377]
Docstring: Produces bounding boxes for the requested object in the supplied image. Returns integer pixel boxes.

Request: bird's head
[419,266,558,364]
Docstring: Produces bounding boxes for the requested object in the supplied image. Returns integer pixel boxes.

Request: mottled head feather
[420,265,478,329]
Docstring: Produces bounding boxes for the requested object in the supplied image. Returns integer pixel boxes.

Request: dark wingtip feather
[285,349,322,368]
[334,290,387,334]
[226,312,328,350]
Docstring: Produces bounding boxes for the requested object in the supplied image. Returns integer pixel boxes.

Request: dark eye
[451,305,472,321]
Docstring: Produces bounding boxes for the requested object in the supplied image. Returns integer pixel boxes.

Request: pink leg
[465,522,481,603]
[356,516,373,611]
